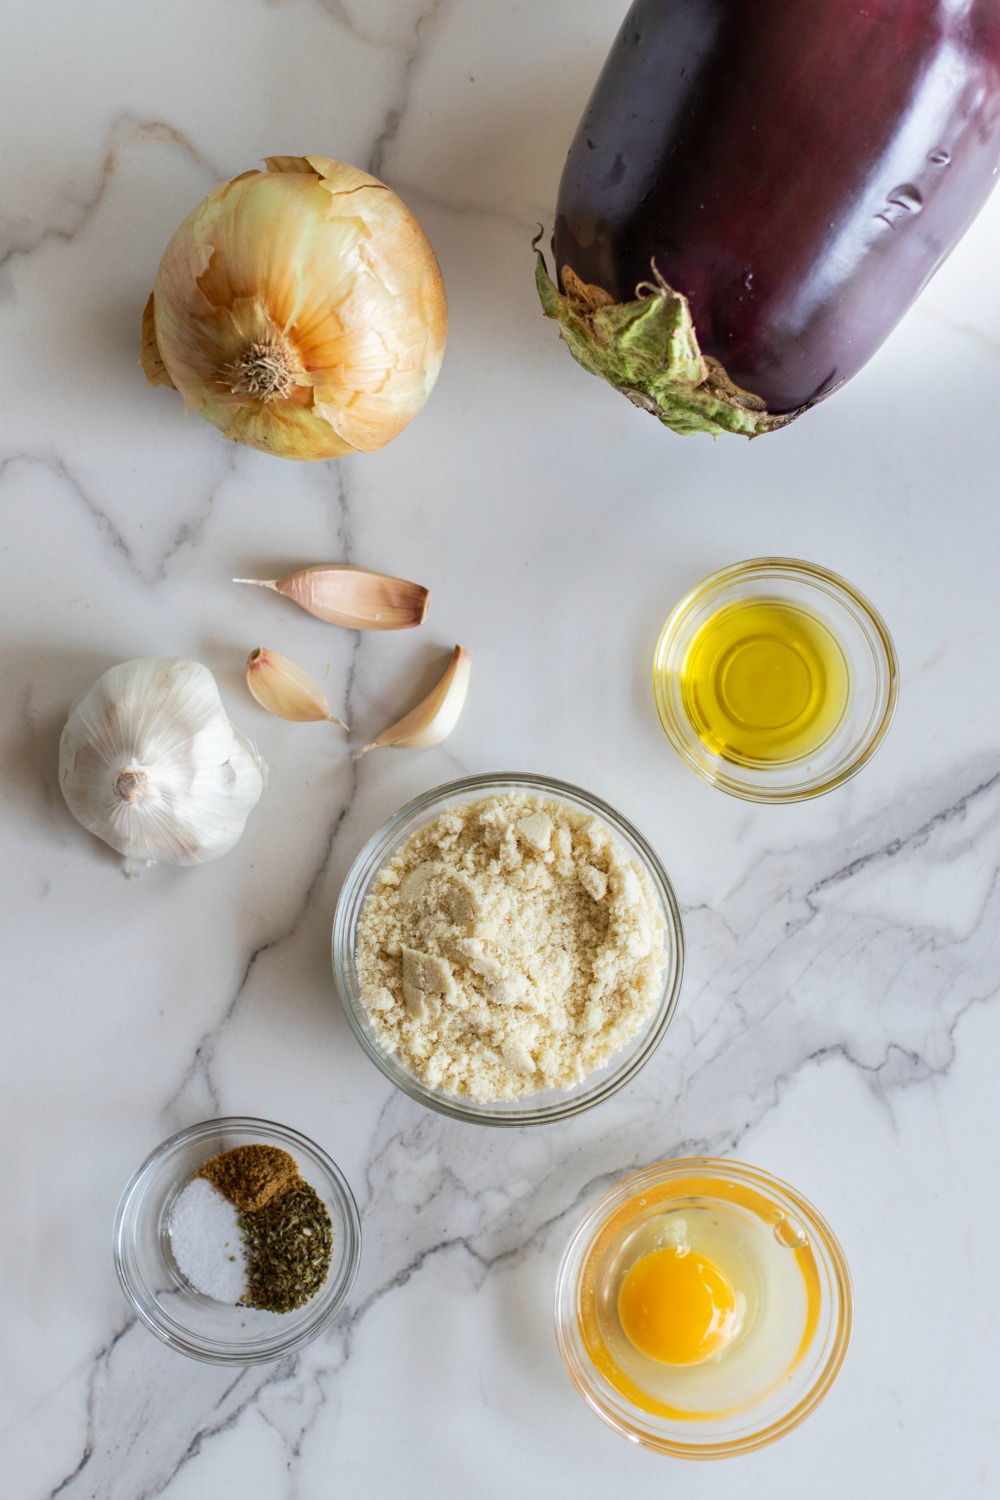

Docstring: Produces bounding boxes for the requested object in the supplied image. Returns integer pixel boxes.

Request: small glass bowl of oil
[554,1158,852,1459]
[652,558,898,801]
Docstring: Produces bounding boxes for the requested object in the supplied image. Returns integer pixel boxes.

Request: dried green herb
[238,1180,333,1313]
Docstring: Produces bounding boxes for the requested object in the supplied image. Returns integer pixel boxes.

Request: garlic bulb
[59,659,266,871]
[142,156,448,460]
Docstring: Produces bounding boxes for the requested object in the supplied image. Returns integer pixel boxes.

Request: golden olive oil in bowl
[680,598,850,767]
[653,559,897,802]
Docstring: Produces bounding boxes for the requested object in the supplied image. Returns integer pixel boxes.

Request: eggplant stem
[535,241,799,439]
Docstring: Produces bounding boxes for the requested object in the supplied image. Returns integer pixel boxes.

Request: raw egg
[618,1245,736,1365]
[557,1160,853,1456]
[583,1177,823,1420]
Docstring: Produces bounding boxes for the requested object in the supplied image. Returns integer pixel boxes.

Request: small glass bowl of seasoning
[114,1117,361,1364]
[652,558,898,802]
[333,773,684,1127]
[554,1158,852,1459]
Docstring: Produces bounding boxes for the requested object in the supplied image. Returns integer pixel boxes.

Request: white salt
[167,1176,247,1303]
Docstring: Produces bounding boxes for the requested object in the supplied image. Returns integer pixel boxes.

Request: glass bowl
[332,773,684,1126]
[555,1158,852,1459]
[114,1116,361,1364]
[652,558,897,802]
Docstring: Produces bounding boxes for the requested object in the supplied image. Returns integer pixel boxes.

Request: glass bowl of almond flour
[332,774,684,1125]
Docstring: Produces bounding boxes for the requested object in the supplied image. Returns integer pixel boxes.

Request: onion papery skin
[544,0,1000,437]
[143,156,448,460]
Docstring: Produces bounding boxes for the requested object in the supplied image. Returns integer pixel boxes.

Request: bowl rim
[113,1114,362,1365]
[652,556,899,803]
[554,1156,853,1458]
[332,771,685,1127]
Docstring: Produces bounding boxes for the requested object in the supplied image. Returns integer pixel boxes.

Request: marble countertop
[3,2,999,1495]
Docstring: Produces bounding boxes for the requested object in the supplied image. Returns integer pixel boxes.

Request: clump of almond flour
[354,793,667,1101]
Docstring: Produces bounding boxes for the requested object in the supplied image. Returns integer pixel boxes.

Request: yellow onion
[141,155,447,460]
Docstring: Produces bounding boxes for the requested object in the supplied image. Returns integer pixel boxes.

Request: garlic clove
[234,564,430,631]
[59,658,265,870]
[246,647,347,726]
[354,645,470,758]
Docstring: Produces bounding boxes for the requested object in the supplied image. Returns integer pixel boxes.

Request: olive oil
[679,598,849,766]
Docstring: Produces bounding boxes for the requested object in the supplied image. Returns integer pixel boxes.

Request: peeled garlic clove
[234,565,429,631]
[354,645,470,759]
[59,659,265,871]
[246,647,347,727]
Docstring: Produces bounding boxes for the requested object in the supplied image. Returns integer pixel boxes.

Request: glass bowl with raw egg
[554,1158,852,1458]
[332,773,684,1126]
[652,558,898,802]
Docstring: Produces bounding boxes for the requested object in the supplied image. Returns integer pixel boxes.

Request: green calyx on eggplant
[534,240,796,437]
[540,0,1000,439]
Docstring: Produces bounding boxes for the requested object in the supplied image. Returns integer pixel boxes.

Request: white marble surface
[2,2,1000,1494]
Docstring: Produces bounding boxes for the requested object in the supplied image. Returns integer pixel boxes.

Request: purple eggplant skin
[543,0,1000,435]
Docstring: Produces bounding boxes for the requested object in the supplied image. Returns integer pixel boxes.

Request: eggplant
[537,0,1000,436]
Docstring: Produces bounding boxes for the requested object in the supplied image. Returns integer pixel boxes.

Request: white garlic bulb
[59,658,266,872]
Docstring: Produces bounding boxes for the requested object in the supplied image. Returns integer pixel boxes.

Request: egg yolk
[617,1247,736,1365]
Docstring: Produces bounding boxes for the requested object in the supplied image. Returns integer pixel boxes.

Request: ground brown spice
[197,1144,299,1212]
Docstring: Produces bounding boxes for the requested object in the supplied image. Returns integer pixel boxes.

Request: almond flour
[354,793,666,1101]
